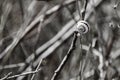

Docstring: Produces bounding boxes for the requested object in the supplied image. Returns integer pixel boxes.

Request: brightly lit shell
[76,20,90,34]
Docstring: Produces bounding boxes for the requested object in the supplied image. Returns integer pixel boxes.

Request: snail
[76,20,90,34]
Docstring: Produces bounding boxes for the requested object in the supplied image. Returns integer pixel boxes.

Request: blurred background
[0,0,120,80]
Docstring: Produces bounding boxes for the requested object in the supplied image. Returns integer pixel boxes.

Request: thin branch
[0,72,12,80]
[30,58,43,80]
[0,68,41,80]
[51,31,78,80]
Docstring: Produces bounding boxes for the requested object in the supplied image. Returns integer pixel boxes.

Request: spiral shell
[76,20,90,34]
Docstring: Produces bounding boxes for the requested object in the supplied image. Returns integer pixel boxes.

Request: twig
[30,58,43,80]
[0,72,12,80]
[51,31,78,80]
[0,68,41,80]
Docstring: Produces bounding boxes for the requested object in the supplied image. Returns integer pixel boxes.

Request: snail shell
[76,20,90,34]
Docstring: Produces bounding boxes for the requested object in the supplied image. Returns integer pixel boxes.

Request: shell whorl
[76,20,90,34]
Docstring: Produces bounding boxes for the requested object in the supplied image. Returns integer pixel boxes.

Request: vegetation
[0,0,120,80]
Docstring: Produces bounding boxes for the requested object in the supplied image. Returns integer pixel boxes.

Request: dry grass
[0,0,120,80]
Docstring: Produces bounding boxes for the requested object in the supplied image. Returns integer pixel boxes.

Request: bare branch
[30,58,43,80]
[0,68,41,80]
[51,32,78,80]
